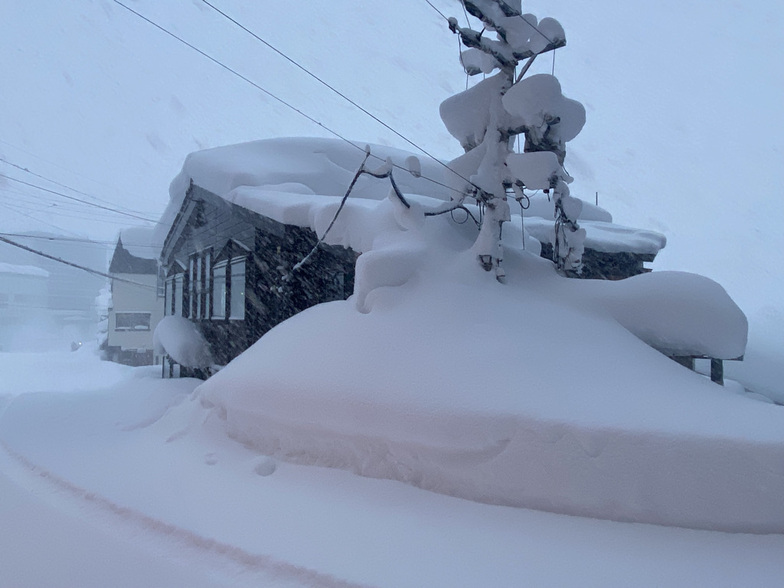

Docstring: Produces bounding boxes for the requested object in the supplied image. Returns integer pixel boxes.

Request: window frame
[114,311,152,332]
[229,256,246,321]
[212,260,227,319]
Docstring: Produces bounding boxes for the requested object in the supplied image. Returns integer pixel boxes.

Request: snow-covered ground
[1,348,783,588]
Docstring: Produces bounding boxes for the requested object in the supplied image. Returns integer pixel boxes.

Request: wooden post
[710,358,724,385]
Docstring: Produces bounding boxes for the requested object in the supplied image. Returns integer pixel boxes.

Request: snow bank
[195,190,784,533]
[153,316,212,368]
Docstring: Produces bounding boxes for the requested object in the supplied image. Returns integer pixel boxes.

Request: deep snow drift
[2,349,784,588]
[183,155,779,532]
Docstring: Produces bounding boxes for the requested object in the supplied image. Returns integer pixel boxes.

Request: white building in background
[0,233,108,349]
[0,263,49,351]
[106,227,163,366]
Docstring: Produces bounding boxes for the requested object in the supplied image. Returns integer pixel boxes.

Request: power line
[0,173,158,223]
[1,192,148,223]
[110,1,363,151]
[0,202,83,237]
[198,0,476,196]
[0,235,156,290]
[425,0,557,49]
[423,0,450,23]
[1,198,152,227]
[111,0,477,199]
[0,157,157,219]
[0,232,158,250]
[0,138,144,205]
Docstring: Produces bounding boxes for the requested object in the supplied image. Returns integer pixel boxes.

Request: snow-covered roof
[157,137,665,259]
[525,217,666,255]
[118,226,159,260]
[0,262,49,278]
[156,137,453,249]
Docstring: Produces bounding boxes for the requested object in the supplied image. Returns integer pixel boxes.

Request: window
[188,258,196,318]
[189,251,212,319]
[212,261,227,319]
[174,274,184,317]
[195,255,202,318]
[165,277,174,316]
[203,250,211,318]
[115,312,151,331]
[229,257,246,320]
[157,267,166,299]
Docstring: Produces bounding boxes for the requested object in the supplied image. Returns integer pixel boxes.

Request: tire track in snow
[0,441,374,588]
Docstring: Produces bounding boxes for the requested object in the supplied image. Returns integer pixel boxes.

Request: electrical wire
[423,0,558,50]
[0,232,158,251]
[111,0,479,200]
[0,173,158,223]
[0,235,157,290]
[0,157,157,219]
[199,0,455,174]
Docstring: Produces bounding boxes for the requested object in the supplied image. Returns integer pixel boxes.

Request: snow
[506,150,568,189]
[2,351,784,587]
[118,225,159,260]
[594,271,748,359]
[157,137,452,249]
[153,316,213,368]
[158,179,774,534]
[439,74,507,149]
[0,262,49,278]
[524,216,666,255]
[503,73,586,144]
[1,0,783,584]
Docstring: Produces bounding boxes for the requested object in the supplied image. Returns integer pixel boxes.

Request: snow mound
[597,271,748,359]
[195,190,783,534]
[153,316,212,368]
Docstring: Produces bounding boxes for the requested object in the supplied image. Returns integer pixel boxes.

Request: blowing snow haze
[1,1,783,377]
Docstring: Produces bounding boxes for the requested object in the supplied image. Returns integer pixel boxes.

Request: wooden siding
[160,184,356,372]
[539,243,654,280]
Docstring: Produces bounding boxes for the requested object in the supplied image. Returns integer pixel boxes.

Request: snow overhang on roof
[155,136,666,259]
[524,217,666,256]
[154,137,453,249]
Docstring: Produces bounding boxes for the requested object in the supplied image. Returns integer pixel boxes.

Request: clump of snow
[153,316,212,368]
[593,271,748,359]
[253,456,276,477]
[502,74,586,145]
[506,150,567,190]
[440,74,507,150]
